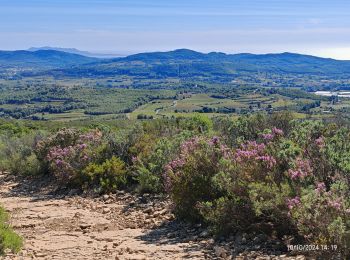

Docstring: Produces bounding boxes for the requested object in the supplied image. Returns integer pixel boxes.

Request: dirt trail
[0,174,308,260]
[0,174,208,260]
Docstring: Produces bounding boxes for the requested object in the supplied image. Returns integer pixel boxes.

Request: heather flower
[163,136,231,193]
[328,199,342,210]
[79,143,87,149]
[234,141,275,168]
[220,144,232,159]
[82,155,90,161]
[272,127,284,136]
[315,136,325,149]
[43,130,103,181]
[256,155,277,169]
[180,137,200,154]
[261,133,274,140]
[315,182,326,193]
[287,196,301,210]
[168,158,186,169]
[55,159,62,166]
[288,157,312,180]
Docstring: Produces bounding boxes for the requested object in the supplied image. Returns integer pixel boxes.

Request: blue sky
[1,0,350,59]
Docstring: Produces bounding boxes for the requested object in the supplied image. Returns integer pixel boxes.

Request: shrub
[288,181,350,256]
[0,207,22,254]
[133,165,160,193]
[38,129,103,182]
[198,196,255,235]
[164,123,350,257]
[81,156,127,193]
[133,130,194,193]
[0,133,43,176]
[35,128,81,161]
[164,136,232,221]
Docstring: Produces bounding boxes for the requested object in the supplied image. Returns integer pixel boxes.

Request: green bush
[134,165,160,193]
[0,207,22,254]
[81,156,127,193]
[164,136,231,221]
[0,134,43,176]
[164,121,350,257]
[289,182,350,256]
[133,130,195,193]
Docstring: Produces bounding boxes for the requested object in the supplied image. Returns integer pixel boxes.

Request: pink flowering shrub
[164,123,349,255]
[234,140,277,179]
[132,131,195,193]
[287,157,312,180]
[288,181,350,256]
[164,131,294,232]
[35,128,81,161]
[164,136,233,221]
[36,128,103,182]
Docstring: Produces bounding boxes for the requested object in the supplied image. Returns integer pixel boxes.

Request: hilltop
[2,49,350,78]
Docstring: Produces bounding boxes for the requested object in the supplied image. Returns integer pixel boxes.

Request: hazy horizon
[1,0,350,60]
[3,46,350,61]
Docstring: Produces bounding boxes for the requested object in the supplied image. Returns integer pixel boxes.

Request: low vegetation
[0,112,349,257]
[0,207,23,254]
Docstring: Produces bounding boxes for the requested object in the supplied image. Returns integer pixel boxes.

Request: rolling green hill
[19,49,350,79]
[0,50,99,69]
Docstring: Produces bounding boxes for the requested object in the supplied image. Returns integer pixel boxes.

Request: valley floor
[0,174,307,260]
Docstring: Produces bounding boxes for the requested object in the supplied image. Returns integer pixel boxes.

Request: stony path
[0,174,207,260]
[0,174,311,260]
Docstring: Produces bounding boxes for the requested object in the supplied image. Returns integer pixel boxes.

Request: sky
[1,0,350,59]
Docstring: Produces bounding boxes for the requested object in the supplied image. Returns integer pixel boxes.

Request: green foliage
[0,83,172,119]
[134,165,160,193]
[163,115,350,257]
[133,130,195,193]
[326,127,350,176]
[289,182,350,256]
[0,112,349,256]
[0,207,22,254]
[199,196,255,235]
[81,156,127,193]
[248,182,292,218]
[188,114,213,133]
[164,136,231,221]
[0,133,43,176]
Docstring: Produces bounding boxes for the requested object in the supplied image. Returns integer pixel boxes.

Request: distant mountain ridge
[75,49,350,77]
[0,49,99,69]
[28,47,124,58]
[120,49,336,61]
[1,48,350,78]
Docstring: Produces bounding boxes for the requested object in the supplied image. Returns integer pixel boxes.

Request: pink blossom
[79,143,87,149]
[234,141,275,168]
[168,159,185,169]
[256,155,277,169]
[261,133,274,140]
[328,199,342,210]
[315,182,326,193]
[315,136,325,149]
[272,127,284,136]
[287,196,301,210]
[288,157,312,180]
[82,155,89,161]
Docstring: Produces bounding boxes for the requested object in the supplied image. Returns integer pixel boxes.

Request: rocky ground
[0,173,310,259]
